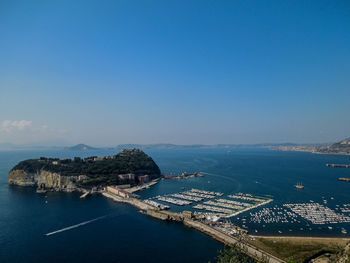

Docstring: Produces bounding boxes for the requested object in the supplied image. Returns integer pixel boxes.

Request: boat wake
[200,171,240,184]
[45,215,107,236]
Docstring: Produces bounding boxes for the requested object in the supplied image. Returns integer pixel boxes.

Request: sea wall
[8,169,77,191]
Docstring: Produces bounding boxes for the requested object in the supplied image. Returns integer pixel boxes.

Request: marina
[228,193,269,202]
[249,207,299,224]
[183,191,216,199]
[190,188,224,196]
[203,200,244,210]
[193,204,236,215]
[151,188,274,220]
[170,193,203,202]
[284,203,350,224]
[144,199,170,210]
[156,196,192,206]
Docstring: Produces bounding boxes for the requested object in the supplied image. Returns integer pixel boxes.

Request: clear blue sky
[1,0,349,146]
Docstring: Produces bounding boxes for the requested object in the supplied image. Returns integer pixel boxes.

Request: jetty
[127,179,160,193]
[339,178,350,182]
[326,163,350,168]
[80,191,90,199]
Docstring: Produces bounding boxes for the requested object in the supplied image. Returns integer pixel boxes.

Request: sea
[0,147,350,263]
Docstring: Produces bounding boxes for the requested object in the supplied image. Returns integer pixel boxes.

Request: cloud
[0,120,32,132]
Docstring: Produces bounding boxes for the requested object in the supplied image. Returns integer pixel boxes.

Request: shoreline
[275,148,350,156]
[250,235,350,241]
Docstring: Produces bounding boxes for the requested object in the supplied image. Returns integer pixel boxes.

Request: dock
[80,191,90,199]
[127,179,160,193]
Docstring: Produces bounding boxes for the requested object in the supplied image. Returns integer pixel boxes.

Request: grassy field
[247,236,350,263]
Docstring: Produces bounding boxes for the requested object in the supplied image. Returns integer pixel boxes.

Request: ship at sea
[295,182,304,189]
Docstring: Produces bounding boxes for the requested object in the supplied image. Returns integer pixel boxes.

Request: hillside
[317,137,350,155]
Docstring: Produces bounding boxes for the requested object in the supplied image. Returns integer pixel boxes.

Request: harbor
[102,185,286,263]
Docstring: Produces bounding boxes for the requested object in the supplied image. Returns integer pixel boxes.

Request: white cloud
[0,120,32,132]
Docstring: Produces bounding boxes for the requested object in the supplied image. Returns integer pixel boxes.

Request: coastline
[275,148,350,156]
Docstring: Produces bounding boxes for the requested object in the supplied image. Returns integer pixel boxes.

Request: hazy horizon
[1,1,349,146]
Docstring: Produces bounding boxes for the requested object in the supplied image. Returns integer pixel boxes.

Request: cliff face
[8,169,77,191]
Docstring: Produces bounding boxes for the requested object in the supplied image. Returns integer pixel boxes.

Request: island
[8,149,161,193]
[64,144,99,151]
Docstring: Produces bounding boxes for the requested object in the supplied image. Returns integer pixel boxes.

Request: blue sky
[1,0,349,146]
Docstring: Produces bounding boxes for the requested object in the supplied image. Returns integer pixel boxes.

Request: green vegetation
[213,238,350,263]
[11,149,161,186]
[213,244,265,263]
[248,237,349,263]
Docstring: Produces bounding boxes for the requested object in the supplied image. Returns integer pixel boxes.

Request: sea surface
[1,148,350,263]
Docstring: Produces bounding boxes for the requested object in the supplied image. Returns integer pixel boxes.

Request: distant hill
[115,143,304,150]
[276,137,350,156]
[64,144,98,151]
[317,137,350,155]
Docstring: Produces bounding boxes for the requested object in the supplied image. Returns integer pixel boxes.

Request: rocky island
[8,149,161,192]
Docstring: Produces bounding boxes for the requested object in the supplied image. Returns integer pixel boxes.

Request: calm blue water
[1,148,350,262]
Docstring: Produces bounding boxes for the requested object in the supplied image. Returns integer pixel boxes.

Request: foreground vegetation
[214,244,259,263]
[248,236,350,263]
[211,237,350,263]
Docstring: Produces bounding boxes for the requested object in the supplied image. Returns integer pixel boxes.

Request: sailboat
[295,182,304,189]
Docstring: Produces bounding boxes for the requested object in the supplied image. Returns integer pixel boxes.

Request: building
[138,174,150,183]
[118,173,135,181]
[106,186,132,198]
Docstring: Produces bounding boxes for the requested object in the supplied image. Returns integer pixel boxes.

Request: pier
[326,163,350,168]
[80,191,90,199]
[339,178,350,182]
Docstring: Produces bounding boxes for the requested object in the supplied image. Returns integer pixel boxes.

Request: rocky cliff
[8,169,77,192]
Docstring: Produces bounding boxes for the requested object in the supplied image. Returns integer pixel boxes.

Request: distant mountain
[64,144,98,151]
